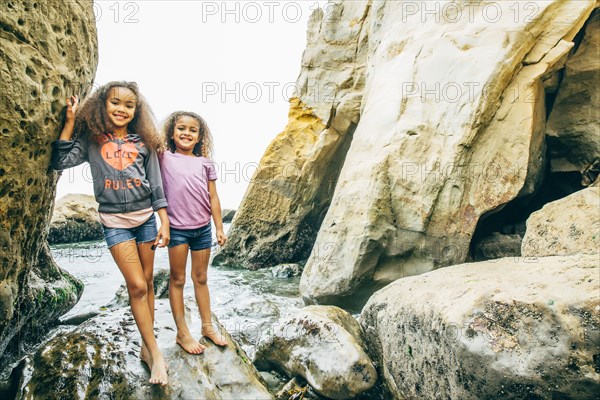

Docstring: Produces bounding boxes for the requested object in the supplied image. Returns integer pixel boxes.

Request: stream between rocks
[51,223,304,360]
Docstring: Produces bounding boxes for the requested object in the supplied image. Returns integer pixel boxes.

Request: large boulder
[213,1,370,269]
[299,1,597,306]
[547,10,600,173]
[16,300,273,399]
[254,305,377,399]
[522,187,600,257]
[361,254,600,399]
[0,0,98,369]
[48,194,102,244]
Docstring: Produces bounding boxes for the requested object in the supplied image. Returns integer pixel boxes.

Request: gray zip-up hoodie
[51,132,168,213]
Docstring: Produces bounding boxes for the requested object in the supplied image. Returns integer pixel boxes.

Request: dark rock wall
[0,0,98,367]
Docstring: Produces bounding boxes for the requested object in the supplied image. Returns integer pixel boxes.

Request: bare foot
[140,344,152,368]
[141,344,169,380]
[202,325,228,346]
[149,354,168,386]
[176,332,205,354]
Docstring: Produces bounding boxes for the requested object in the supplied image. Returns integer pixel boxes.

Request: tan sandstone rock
[522,187,600,257]
[0,0,98,365]
[213,1,370,269]
[300,0,596,305]
[361,254,600,399]
[50,194,98,224]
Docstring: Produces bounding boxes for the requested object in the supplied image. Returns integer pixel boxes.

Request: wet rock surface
[255,305,377,399]
[361,254,600,399]
[48,194,102,244]
[16,300,272,400]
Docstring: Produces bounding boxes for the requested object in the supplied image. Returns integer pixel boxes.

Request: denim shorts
[169,222,212,251]
[102,213,158,249]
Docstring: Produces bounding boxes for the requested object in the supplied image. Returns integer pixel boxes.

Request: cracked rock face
[0,0,98,367]
[361,254,600,399]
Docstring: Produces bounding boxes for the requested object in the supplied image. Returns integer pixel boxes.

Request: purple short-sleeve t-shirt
[159,151,218,229]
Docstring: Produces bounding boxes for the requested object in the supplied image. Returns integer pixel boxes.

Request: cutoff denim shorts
[102,213,158,249]
[169,222,212,251]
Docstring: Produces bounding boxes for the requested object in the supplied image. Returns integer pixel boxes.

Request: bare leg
[110,240,168,385]
[137,242,156,366]
[191,248,227,346]
[168,244,205,354]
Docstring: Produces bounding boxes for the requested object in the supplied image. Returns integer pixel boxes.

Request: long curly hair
[161,111,214,158]
[73,81,161,150]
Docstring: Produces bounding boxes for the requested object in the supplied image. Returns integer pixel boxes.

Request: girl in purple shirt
[159,111,228,354]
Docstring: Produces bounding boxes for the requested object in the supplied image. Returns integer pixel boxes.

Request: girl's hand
[216,230,227,246]
[65,95,79,123]
[155,223,170,248]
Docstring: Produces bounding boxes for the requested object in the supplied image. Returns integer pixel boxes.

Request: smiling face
[172,115,201,155]
[105,86,137,130]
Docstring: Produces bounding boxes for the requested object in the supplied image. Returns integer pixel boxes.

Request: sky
[56,0,327,209]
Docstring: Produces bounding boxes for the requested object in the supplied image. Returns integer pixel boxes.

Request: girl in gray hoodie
[51,81,169,386]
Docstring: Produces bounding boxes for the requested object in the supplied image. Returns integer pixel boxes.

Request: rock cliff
[215,0,598,307]
[0,0,98,368]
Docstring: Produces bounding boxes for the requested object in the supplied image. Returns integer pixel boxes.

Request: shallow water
[51,223,304,357]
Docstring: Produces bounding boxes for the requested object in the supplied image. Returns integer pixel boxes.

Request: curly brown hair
[161,111,214,158]
[73,81,161,150]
